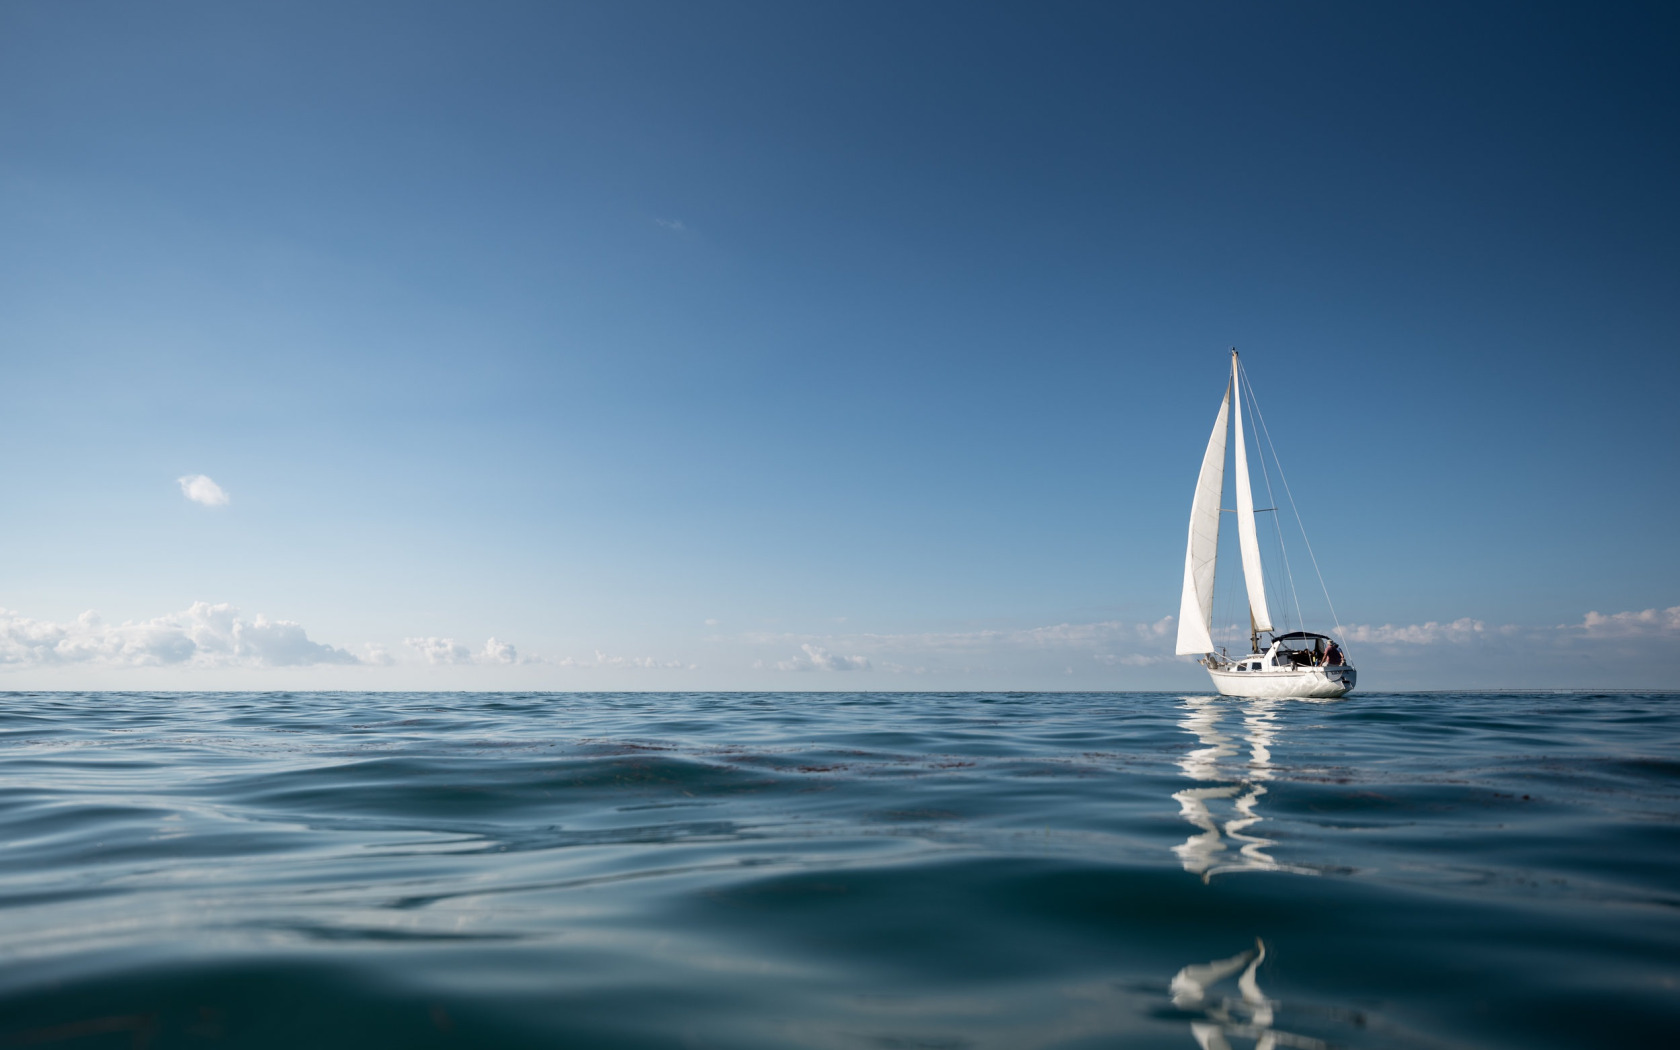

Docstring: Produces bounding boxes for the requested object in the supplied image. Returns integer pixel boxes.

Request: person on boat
[1324,641,1344,667]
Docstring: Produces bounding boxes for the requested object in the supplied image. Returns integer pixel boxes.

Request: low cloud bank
[0,603,538,672]
[1344,605,1680,647]
[742,604,1680,681]
[749,617,1178,675]
[552,650,691,670]
[1344,618,1492,645]
[0,602,355,668]
[1580,605,1680,637]
[404,636,524,665]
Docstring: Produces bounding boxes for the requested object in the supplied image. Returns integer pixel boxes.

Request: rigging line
[1239,358,1347,652]
[1240,362,1304,634]
[1241,357,1315,636]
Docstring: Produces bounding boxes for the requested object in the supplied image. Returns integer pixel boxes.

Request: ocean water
[1,692,1676,1049]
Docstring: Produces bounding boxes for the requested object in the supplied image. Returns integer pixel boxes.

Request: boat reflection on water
[1173,697,1316,881]
[1169,699,1330,1049]
[1171,939,1326,1050]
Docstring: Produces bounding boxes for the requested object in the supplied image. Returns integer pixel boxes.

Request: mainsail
[1175,383,1230,655]
[1231,355,1273,632]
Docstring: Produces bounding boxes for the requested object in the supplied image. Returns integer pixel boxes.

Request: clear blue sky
[2,1,1676,689]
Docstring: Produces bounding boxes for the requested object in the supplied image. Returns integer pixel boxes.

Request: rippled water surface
[2,691,1676,1048]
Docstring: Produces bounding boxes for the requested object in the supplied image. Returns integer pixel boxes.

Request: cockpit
[1262,632,1346,668]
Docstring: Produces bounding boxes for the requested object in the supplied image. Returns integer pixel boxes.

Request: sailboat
[1176,350,1356,698]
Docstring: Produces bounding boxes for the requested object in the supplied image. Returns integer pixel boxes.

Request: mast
[1231,349,1273,650]
[1175,376,1230,656]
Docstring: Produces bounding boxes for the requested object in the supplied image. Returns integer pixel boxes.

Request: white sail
[1176,383,1230,655]
[1231,355,1272,633]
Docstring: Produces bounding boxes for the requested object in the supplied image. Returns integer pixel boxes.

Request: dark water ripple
[1,692,1677,1048]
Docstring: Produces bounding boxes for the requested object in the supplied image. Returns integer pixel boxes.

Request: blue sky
[2,1,1677,689]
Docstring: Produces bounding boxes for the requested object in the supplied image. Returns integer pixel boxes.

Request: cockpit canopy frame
[1271,631,1333,643]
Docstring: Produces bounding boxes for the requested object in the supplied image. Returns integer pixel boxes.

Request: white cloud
[403,637,527,665]
[740,617,1177,674]
[404,637,474,664]
[177,474,229,507]
[772,644,871,672]
[1579,606,1680,637]
[1343,618,1488,645]
[878,662,930,675]
[1096,652,1169,666]
[740,617,1173,655]
[653,217,687,233]
[1341,605,1680,648]
[0,602,356,668]
[552,649,689,670]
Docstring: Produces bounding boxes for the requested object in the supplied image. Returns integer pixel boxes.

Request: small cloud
[653,217,687,233]
[178,474,229,507]
[362,644,394,666]
[774,644,871,672]
[404,637,476,665]
[704,618,719,626]
[480,637,518,664]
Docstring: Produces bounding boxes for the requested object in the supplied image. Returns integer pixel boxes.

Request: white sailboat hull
[1205,665,1355,699]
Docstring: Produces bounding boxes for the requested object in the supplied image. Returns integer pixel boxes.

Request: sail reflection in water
[1173,697,1316,880]
[1169,700,1337,1049]
[1172,940,1326,1050]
